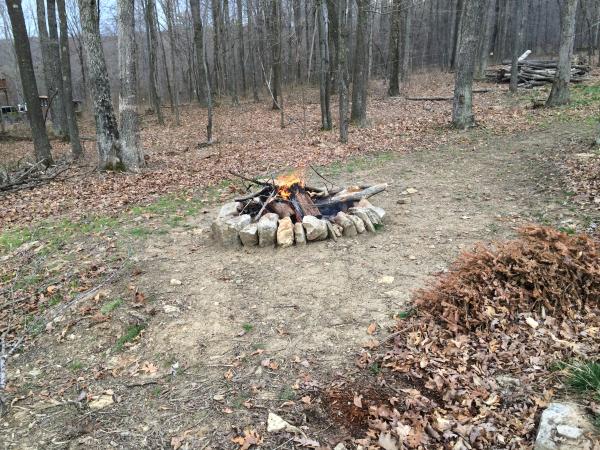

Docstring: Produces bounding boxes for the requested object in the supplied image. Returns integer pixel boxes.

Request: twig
[228,170,273,187]
[309,164,338,191]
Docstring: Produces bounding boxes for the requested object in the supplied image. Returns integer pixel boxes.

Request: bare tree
[509,0,526,92]
[78,0,122,170]
[235,0,247,97]
[144,0,164,123]
[57,0,83,159]
[163,0,181,124]
[387,0,401,96]
[5,0,53,166]
[317,0,331,130]
[191,0,208,106]
[546,0,579,106]
[268,0,282,109]
[452,0,484,129]
[338,0,349,142]
[118,0,145,169]
[46,0,68,135]
[400,0,411,82]
[351,0,368,127]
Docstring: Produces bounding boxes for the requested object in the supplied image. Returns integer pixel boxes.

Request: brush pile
[486,60,590,87]
[355,227,600,448]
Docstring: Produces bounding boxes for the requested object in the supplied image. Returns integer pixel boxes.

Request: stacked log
[485,60,590,87]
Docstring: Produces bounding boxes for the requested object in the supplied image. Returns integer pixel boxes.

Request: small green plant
[252,342,266,351]
[242,323,254,333]
[128,226,154,237]
[114,324,146,351]
[548,360,568,372]
[279,386,296,401]
[369,362,381,375]
[101,298,123,315]
[566,361,600,399]
[68,360,84,371]
[25,316,45,336]
[152,386,162,397]
[48,294,62,307]
[558,226,576,236]
[395,308,416,320]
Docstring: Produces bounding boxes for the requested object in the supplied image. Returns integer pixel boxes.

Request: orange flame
[276,172,304,200]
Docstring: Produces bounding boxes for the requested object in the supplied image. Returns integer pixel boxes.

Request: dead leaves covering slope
[358,227,600,449]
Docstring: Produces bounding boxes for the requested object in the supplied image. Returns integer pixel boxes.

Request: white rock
[556,425,583,440]
[239,223,259,246]
[348,214,366,233]
[406,187,418,194]
[277,217,294,248]
[303,216,328,241]
[294,222,306,245]
[170,278,182,285]
[211,218,240,246]
[535,402,596,450]
[88,391,114,410]
[218,201,241,218]
[258,213,279,247]
[267,412,302,434]
[349,209,375,232]
[163,305,180,315]
[334,212,357,237]
[334,444,348,450]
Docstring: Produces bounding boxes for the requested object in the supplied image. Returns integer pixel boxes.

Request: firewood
[268,201,295,218]
[234,186,271,202]
[294,187,320,217]
[315,184,388,208]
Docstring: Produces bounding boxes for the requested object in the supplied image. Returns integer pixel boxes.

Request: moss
[114,323,146,352]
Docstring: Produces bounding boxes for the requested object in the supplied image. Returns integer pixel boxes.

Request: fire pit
[211,172,388,248]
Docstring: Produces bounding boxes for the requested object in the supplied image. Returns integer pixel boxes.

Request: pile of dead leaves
[355,226,600,449]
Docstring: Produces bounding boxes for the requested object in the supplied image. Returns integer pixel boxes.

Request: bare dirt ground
[2,118,593,449]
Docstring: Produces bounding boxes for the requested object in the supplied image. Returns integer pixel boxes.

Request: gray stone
[258,213,279,247]
[350,209,375,232]
[357,199,386,223]
[332,223,343,237]
[556,425,583,440]
[348,214,366,233]
[228,214,251,230]
[218,201,241,218]
[326,221,338,241]
[303,216,328,241]
[334,212,358,237]
[294,223,306,245]
[277,217,294,248]
[239,223,259,247]
[211,219,241,247]
[535,402,596,450]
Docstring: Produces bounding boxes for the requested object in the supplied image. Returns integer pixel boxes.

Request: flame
[276,172,304,200]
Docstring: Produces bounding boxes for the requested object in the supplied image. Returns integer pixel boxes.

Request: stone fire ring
[211,184,388,248]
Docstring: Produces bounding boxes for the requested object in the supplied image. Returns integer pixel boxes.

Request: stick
[228,170,273,187]
[314,184,387,208]
[234,185,270,202]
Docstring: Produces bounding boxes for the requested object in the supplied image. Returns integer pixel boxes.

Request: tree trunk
[224,0,239,105]
[387,0,401,96]
[235,0,247,96]
[211,0,224,96]
[46,0,68,136]
[293,0,303,81]
[269,0,282,109]
[338,0,349,143]
[36,0,64,137]
[509,0,521,92]
[399,0,411,82]
[164,0,181,124]
[317,0,331,129]
[145,0,164,123]
[118,0,144,170]
[78,0,121,170]
[57,0,83,159]
[191,0,208,106]
[547,0,579,106]
[476,0,495,77]
[326,0,339,93]
[247,0,260,102]
[6,0,53,166]
[450,0,464,70]
[350,0,368,127]
[452,0,484,129]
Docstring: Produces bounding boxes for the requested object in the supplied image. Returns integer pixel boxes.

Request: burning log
[268,201,295,219]
[315,184,388,209]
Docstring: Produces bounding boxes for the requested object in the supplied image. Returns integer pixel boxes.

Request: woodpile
[485,60,590,87]
[212,171,388,248]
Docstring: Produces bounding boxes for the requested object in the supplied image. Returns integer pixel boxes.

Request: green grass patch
[68,360,84,371]
[566,361,600,399]
[279,386,296,401]
[242,323,254,333]
[395,308,416,320]
[114,324,146,352]
[558,226,576,236]
[100,298,123,315]
[369,362,382,375]
[571,83,600,107]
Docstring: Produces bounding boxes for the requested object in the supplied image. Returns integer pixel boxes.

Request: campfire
[212,171,388,248]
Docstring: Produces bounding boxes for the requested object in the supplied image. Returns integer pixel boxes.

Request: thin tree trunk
[46,0,68,136]
[350,0,368,127]
[547,0,579,106]
[164,0,180,124]
[145,0,164,123]
[235,0,247,96]
[78,0,121,170]
[476,0,495,77]
[400,0,411,82]
[118,0,144,169]
[317,0,331,130]
[452,0,484,129]
[269,0,282,109]
[387,0,401,96]
[450,0,464,70]
[247,0,260,102]
[191,0,208,106]
[6,0,53,166]
[57,0,83,159]
[338,0,349,143]
[224,0,239,105]
[203,24,214,144]
[158,20,174,109]
[509,0,523,92]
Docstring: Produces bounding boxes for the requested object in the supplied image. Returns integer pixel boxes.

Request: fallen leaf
[367,322,378,335]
